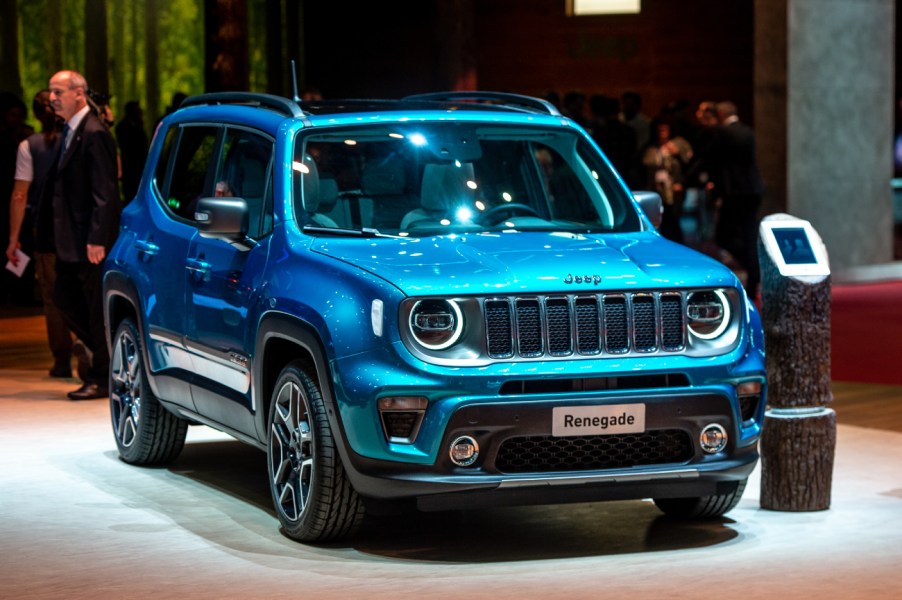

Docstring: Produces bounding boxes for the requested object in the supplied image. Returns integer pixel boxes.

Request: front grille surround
[398,288,741,366]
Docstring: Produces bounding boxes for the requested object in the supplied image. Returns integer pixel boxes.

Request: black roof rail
[179,92,304,118]
[402,91,562,116]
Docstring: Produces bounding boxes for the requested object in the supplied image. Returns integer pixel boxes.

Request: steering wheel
[479,203,541,224]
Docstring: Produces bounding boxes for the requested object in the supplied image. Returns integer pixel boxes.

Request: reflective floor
[1,312,901,599]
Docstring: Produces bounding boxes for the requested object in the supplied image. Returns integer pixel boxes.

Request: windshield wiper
[302,225,399,238]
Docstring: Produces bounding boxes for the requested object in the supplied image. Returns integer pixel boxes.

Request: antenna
[291,60,300,102]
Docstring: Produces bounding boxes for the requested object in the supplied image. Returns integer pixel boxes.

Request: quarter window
[153,125,177,197]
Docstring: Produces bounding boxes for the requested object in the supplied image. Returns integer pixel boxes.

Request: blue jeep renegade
[103,92,766,542]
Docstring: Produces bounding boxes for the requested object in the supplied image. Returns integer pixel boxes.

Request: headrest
[420,163,476,212]
[237,153,266,199]
[295,154,319,213]
[317,177,339,213]
[222,140,268,199]
[362,156,406,196]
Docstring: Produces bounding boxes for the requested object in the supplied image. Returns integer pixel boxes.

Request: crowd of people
[547,89,765,298]
[2,76,766,401]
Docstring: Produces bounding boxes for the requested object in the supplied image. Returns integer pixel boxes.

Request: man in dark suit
[710,101,765,300]
[48,70,120,400]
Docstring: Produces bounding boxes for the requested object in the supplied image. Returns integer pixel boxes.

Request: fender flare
[253,311,344,444]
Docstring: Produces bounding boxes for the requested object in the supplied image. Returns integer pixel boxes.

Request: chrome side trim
[148,327,250,395]
[183,339,251,395]
[148,328,194,372]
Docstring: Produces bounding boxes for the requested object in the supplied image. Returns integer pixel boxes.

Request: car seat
[361,154,416,230]
[400,162,476,230]
[294,154,338,228]
[221,139,270,237]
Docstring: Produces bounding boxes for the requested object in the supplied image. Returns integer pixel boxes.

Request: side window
[215,129,274,238]
[165,126,219,220]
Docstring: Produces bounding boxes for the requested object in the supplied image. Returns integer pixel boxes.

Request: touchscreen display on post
[772,227,817,265]
[759,219,830,277]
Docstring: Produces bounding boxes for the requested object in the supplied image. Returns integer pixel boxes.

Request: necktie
[59,124,70,165]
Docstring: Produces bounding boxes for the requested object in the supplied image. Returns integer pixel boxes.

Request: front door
[184,128,275,435]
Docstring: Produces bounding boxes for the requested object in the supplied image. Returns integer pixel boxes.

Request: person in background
[7,90,91,379]
[1,92,37,305]
[589,94,638,188]
[620,91,651,153]
[115,100,148,204]
[641,117,692,243]
[709,100,765,299]
[683,100,721,243]
[561,90,590,130]
[300,87,323,102]
[47,70,120,400]
[156,91,188,128]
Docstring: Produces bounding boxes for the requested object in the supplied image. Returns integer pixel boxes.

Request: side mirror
[633,191,663,230]
[194,197,253,249]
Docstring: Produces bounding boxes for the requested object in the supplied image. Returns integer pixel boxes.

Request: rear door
[139,124,220,410]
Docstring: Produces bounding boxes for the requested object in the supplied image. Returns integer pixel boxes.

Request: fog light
[449,436,479,467]
[700,423,728,454]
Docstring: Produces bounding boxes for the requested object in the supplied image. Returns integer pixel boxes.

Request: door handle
[134,239,159,256]
[186,257,211,281]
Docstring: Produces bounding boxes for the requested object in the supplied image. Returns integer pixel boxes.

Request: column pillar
[755,0,895,269]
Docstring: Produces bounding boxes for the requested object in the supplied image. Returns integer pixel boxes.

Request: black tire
[109,318,188,465]
[653,478,748,519]
[267,361,364,542]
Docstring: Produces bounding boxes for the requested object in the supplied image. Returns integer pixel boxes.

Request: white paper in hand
[5,249,30,278]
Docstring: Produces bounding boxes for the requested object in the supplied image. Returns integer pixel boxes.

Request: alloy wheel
[110,329,141,448]
[270,380,314,522]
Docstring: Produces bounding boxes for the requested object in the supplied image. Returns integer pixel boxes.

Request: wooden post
[758,213,836,511]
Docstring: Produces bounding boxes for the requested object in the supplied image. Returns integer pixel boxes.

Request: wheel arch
[253,312,338,444]
[104,273,171,402]
[103,271,143,353]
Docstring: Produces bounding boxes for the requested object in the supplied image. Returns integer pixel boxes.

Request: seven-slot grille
[484,292,685,360]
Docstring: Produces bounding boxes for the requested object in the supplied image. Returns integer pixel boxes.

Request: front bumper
[334,385,763,507]
[344,438,758,511]
[414,460,756,511]
[326,339,766,507]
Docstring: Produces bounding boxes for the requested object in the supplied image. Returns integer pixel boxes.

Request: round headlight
[409,299,464,350]
[686,290,731,339]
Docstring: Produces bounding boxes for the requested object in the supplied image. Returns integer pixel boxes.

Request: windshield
[292,123,641,236]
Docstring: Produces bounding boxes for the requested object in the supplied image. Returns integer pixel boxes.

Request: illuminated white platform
[1,367,900,600]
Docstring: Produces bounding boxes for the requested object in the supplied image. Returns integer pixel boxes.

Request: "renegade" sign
[552,404,646,436]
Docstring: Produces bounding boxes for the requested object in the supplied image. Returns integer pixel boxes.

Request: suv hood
[311,231,738,296]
